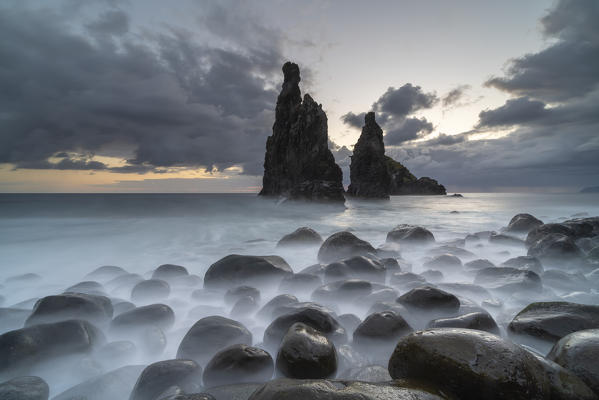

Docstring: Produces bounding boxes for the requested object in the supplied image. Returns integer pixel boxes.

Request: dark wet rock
[489,233,525,247]
[393,176,447,196]
[277,227,323,247]
[346,112,391,199]
[386,225,435,245]
[0,319,104,377]
[528,233,585,264]
[388,328,596,400]
[588,245,599,262]
[111,304,175,333]
[85,265,127,281]
[317,232,377,263]
[129,359,202,400]
[263,305,346,349]
[25,293,113,327]
[463,258,496,271]
[375,243,401,259]
[323,256,386,283]
[353,311,412,360]
[367,301,410,317]
[508,302,599,343]
[64,281,105,295]
[505,213,543,233]
[276,322,337,379]
[380,257,401,271]
[113,300,136,316]
[0,376,49,400]
[225,286,261,305]
[152,264,189,280]
[131,279,170,302]
[203,344,274,388]
[427,311,499,334]
[248,378,446,400]
[0,308,32,332]
[160,394,215,400]
[177,316,252,366]
[547,329,599,395]
[278,273,322,293]
[95,340,137,367]
[204,383,262,400]
[422,254,462,271]
[337,314,361,334]
[269,302,336,320]
[397,286,460,312]
[5,273,42,284]
[230,296,259,318]
[429,245,475,259]
[500,255,544,275]
[204,255,292,289]
[52,365,144,400]
[311,279,375,303]
[526,223,577,246]
[474,267,542,293]
[389,272,427,289]
[256,294,298,321]
[340,365,391,382]
[357,287,399,305]
[542,270,590,293]
[259,62,344,202]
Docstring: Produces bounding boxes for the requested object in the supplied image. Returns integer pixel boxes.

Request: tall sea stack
[347,112,391,198]
[259,62,345,202]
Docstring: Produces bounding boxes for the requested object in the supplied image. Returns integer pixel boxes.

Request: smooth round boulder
[528,233,585,265]
[263,306,346,349]
[131,279,170,302]
[0,319,104,376]
[85,265,127,281]
[317,232,377,263]
[129,359,202,400]
[323,256,386,283]
[204,255,292,289]
[224,286,260,305]
[464,259,496,271]
[256,294,298,321]
[111,303,174,333]
[353,311,412,360]
[276,322,337,379]
[337,313,361,334]
[386,225,435,245]
[547,329,599,395]
[500,255,544,275]
[65,281,105,295]
[526,223,576,247]
[25,293,113,327]
[474,267,542,292]
[422,254,462,271]
[341,365,391,382]
[388,328,596,400]
[427,311,499,334]
[397,286,460,312]
[152,264,189,280]
[0,376,49,400]
[277,227,323,247]
[202,344,274,388]
[505,213,543,233]
[311,279,374,303]
[489,233,525,247]
[176,316,252,366]
[509,302,599,343]
[230,296,259,318]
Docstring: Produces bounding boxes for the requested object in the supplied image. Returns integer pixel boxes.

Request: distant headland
[259,62,446,201]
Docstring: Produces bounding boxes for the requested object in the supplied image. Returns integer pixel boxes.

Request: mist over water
[1,192,599,397]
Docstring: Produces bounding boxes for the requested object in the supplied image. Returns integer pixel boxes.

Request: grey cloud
[340,112,365,129]
[85,9,129,36]
[385,117,434,145]
[442,84,471,107]
[477,97,548,128]
[372,84,438,118]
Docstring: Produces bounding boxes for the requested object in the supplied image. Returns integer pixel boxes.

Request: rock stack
[259,62,345,202]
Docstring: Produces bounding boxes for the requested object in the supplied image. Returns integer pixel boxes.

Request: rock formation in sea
[346,112,392,198]
[259,62,345,202]
[347,112,446,197]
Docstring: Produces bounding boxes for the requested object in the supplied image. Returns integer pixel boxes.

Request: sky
[0,0,598,193]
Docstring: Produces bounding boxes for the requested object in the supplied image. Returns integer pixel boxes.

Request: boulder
[204,255,292,289]
[337,314,361,334]
[527,233,585,264]
[340,365,391,383]
[278,273,322,293]
[64,281,105,295]
[389,272,427,289]
[386,225,435,245]
[505,213,543,233]
[0,376,49,400]
[111,304,175,333]
[129,359,202,400]
[224,286,260,306]
[0,319,104,377]
[393,176,447,195]
[489,233,525,247]
[396,286,460,313]
[277,227,323,247]
[526,223,577,247]
[474,267,542,293]
[259,62,344,202]
[204,383,262,400]
[317,232,377,263]
[0,308,30,333]
[230,296,259,318]
[159,394,215,400]
[203,344,274,388]
[25,293,113,327]
[152,264,189,280]
[422,254,462,271]
[323,256,386,283]
[352,311,412,360]
[508,302,599,343]
[263,306,346,349]
[131,279,170,302]
[463,259,496,271]
[256,294,298,321]
[85,265,127,281]
[276,322,337,379]
[426,311,499,334]
[547,329,599,395]
[500,256,544,275]
[177,316,252,366]
[388,328,596,400]
[346,112,391,199]
[53,365,144,400]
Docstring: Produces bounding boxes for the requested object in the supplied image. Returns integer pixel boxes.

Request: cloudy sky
[1,0,597,192]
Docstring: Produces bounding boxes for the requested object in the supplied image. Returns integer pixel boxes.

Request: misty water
[1,192,599,397]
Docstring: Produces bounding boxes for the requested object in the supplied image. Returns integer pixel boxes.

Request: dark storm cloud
[0,2,285,174]
[485,0,599,102]
[477,97,548,127]
[442,85,470,107]
[341,83,437,144]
